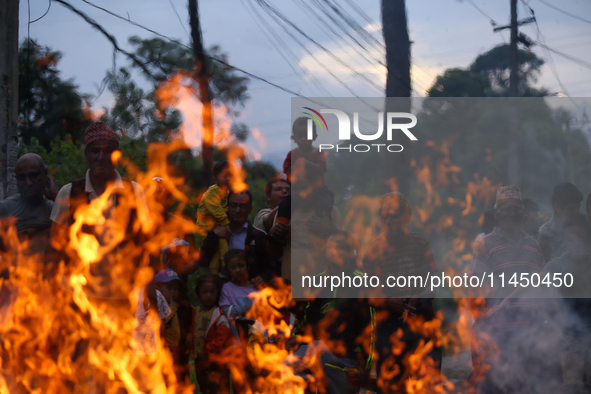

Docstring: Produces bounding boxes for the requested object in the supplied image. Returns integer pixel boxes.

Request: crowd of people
[2,118,591,394]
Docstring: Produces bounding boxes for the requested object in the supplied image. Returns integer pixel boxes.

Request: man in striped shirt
[470,185,555,393]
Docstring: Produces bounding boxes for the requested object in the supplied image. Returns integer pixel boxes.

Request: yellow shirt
[163,307,180,348]
[196,184,229,234]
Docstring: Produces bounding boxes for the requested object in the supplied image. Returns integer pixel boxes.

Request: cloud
[298,38,441,96]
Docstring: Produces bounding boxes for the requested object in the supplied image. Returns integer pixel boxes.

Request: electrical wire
[537,0,591,26]
[30,0,52,23]
[168,0,189,38]
[521,2,573,97]
[62,0,324,100]
[464,0,498,26]
[253,0,384,93]
[240,0,334,97]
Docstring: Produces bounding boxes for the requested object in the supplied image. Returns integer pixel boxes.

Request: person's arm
[44,185,73,278]
[255,230,276,284]
[45,174,58,201]
[187,307,197,351]
[154,290,172,338]
[535,231,552,262]
[261,207,278,232]
[219,284,232,309]
[283,151,292,174]
[0,203,10,253]
[266,220,288,262]
[201,186,230,226]
[468,237,493,319]
[197,228,222,268]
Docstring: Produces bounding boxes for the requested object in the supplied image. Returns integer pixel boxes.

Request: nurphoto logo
[302,107,418,153]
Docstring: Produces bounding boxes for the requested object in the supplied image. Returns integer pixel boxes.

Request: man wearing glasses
[199,190,274,288]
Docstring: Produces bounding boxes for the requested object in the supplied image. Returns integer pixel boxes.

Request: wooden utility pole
[382,0,411,99]
[493,0,534,96]
[0,0,19,199]
[381,0,412,195]
[509,0,518,97]
[493,0,534,185]
[188,0,214,186]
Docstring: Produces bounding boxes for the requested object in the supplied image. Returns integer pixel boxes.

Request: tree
[427,68,490,97]
[427,44,547,97]
[128,37,249,110]
[100,67,182,141]
[469,44,546,96]
[18,39,91,149]
[101,38,250,144]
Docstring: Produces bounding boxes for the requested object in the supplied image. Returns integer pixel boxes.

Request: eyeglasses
[496,206,524,215]
[15,172,42,182]
[229,203,250,211]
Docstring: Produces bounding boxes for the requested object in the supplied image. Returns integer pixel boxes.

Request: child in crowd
[283,117,327,178]
[133,284,171,355]
[154,269,182,361]
[196,161,232,274]
[277,117,328,226]
[190,274,232,394]
[159,242,195,382]
[219,249,256,316]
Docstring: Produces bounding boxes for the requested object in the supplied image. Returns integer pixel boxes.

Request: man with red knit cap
[47,121,150,298]
[45,123,156,391]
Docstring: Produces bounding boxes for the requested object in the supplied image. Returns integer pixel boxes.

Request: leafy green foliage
[17,37,280,236]
[427,68,490,97]
[18,135,86,188]
[427,44,548,97]
[100,67,182,142]
[18,39,91,149]
[100,37,251,143]
[127,37,249,110]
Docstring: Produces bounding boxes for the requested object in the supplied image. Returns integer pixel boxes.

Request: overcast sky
[18,0,591,168]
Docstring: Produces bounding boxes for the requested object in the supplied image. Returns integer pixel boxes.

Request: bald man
[0,154,54,235]
[0,153,54,270]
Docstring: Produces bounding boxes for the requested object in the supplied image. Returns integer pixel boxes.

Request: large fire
[1,66,511,394]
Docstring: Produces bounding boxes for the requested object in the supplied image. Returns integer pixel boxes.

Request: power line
[252,0,384,93]
[536,42,591,71]
[30,0,52,23]
[537,0,591,26]
[54,0,159,81]
[240,0,334,97]
[168,0,189,38]
[251,1,380,98]
[523,5,572,97]
[63,0,323,99]
[315,0,384,51]
[544,31,591,43]
[341,0,379,30]
[293,0,385,68]
[464,0,498,26]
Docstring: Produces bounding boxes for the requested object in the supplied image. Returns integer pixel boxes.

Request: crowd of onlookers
[3,118,591,394]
